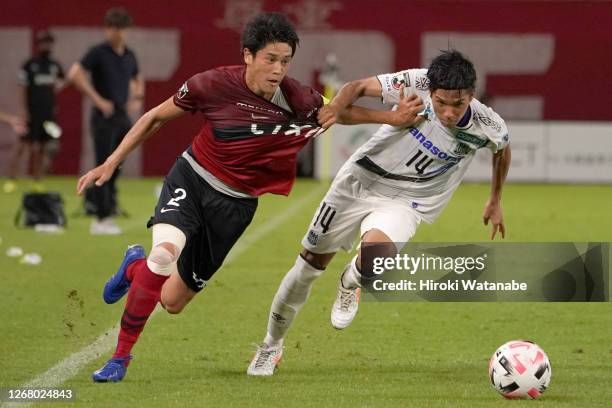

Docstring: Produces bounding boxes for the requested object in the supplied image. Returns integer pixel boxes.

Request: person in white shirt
[247,50,511,376]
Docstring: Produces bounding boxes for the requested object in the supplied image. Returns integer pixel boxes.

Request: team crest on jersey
[177,82,189,99]
[392,73,410,90]
[415,75,430,91]
[453,142,472,156]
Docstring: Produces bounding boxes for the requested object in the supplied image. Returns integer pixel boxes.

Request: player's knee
[147,243,179,276]
[362,228,393,244]
[161,298,185,315]
[148,224,187,276]
[358,229,398,279]
[361,229,397,256]
[300,248,335,270]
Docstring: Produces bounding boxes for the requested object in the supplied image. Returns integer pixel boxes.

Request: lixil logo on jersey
[214,123,323,140]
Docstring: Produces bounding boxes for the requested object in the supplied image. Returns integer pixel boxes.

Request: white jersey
[346,68,509,223]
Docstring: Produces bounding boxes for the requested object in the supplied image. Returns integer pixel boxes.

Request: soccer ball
[488,340,551,399]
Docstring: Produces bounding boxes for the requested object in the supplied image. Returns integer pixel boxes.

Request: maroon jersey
[173,65,323,196]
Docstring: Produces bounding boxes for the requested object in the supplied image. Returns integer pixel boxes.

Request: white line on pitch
[1,184,325,408]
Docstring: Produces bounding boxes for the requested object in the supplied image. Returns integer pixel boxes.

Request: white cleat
[247,343,283,376]
[331,281,361,330]
[90,218,123,235]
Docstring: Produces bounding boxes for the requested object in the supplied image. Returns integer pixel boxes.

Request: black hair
[241,13,300,57]
[427,50,476,92]
[104,7,133,28]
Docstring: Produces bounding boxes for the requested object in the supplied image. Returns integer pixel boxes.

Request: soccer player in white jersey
[247,50,512,376]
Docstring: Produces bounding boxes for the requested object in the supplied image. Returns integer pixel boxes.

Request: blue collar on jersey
[455,105,472,128]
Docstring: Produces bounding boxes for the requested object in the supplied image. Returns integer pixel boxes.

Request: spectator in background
[68,7,143,235]
[3,31,64,194]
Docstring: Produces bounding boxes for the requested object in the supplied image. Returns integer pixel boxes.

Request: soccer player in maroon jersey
[77,12,424,382]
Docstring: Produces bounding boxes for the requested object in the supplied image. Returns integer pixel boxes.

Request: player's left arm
[128,74,145,116]
[334,97,425,127]
[320,76,400,127]
[483,143,512,240]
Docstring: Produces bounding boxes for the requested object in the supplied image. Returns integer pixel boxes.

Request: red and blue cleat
[102,245,146,304]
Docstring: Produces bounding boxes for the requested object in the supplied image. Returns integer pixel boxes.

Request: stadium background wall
[0,0,610,177]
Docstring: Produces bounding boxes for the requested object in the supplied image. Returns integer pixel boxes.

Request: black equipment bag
[15,192,66,227]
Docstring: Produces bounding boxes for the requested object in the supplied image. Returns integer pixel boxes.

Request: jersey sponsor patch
[236,102,285,116]
[409,127,460,162]
[456,131,489,148]
[392,72,410,90]
[214,123,322,141]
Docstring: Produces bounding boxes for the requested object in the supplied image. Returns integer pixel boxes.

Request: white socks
[265,255,324,346]
[340,256,361,289]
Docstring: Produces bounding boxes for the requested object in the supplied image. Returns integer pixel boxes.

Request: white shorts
[301,165,422,254]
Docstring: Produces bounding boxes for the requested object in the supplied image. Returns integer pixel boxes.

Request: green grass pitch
[0,178,610,407]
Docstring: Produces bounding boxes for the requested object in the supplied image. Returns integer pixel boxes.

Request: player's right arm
[76,97,186,195]
[67,62,114,118]
[318,74,424,129]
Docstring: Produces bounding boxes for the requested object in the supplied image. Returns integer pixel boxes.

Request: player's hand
[483,198,505,240]
[9,116,28,135]
[391,85,425,127]
[76,162,116,196]
[317,103,341,129]
[96,97,115,118]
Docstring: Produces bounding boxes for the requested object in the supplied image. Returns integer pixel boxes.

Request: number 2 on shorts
[167,188,187,207]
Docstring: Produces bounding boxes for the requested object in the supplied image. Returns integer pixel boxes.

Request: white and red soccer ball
[488,340,552,399]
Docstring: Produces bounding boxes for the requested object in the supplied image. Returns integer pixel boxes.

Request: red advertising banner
[1,0,611,175]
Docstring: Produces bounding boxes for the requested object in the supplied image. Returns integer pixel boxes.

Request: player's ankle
[264,333,283,348]
[341,270,359,289]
